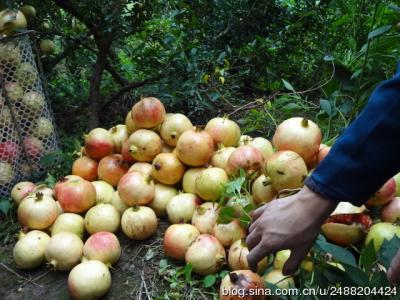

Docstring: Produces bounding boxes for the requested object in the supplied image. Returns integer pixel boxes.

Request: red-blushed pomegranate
[148,183,178,217]
[185,234,226,275]
[382,197,400,222]
[121,206,158,240]
[83,232,121,265]
[125,111,138,134]
[151,153,185,185]
[121,140,135,164]
[18,192,58,230]
[195,167,229,201]
[163,224,200,260]
[84,128,114,160]
[228,239,268,273]
[117,171,155,206]
[317,144,331,164]
[166,193,202,224]
[72,156,99,181]
[247,137,274,161]
[84,204,120,234]
[23,136,44,160]
[182,167,206,194]
[238,135,253,146]
[191,202,220,234]
[91,180,115,204]
[366,178,396,207]
[45,232,84,271]
[365,222,400,252]
[273,249,313,272]
[128,162,152,177]
[176,128,214,166]
[109,124,128,153]
[110,191,128,214]
[11,181,35,205]
[251,175,277,204]
[220,270,265,300]
[55,176,96,213]
[273,117,322,165]
[51,213,85,238]
[0,140,20,162]
[210,146,236,170]
[4,82,23,102]
[97,154,129,187]
[160,113,193,146]
[265,150,308,191]
[13,230,50,269]
[0,161,13,185]
[321,202,371,246]
[22,91,44,112]
[127,129,162,162]
[213,219,246,247]
[131,97,166,128]
[68,260,111,300]
[226,146,264,175]
[394,172,400,197]
[205,117,241,147]
[263,269,295,289]
[226,195,256,218]
[35,117,54,137]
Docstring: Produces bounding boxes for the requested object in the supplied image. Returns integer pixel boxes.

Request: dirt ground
[0,219,199,300]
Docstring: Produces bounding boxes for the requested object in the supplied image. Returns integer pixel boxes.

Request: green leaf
[217,206,235,224]
[319,99,332,117]
[282,79,295,92]
[379,236,400,269]
[45,173,57,188]
[359,240,377,271]
[314,237,357,266]
[144,248,156,261]
[184,263,192,282]
[203,274,216,287]
[341,263,370,285]
[0,199,11,215]
[367,25,392,40]
[159,259,169,269]
[281,102,302,112]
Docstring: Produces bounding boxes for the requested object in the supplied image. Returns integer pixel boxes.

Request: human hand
[388,249,400,283]
[246,186,337,275]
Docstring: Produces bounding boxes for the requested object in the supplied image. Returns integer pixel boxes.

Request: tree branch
[105,61,129,86]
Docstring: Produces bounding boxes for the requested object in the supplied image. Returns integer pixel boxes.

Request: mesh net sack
[0,32,59,198]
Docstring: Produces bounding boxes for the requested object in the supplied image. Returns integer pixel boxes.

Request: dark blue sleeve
[305,66,400,206]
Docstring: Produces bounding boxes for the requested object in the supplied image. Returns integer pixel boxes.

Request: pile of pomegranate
[9,97,400,299]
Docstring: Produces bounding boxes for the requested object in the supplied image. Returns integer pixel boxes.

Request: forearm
[306,69,400,206]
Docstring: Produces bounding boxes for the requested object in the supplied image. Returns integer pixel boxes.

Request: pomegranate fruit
[125,111,138,134]
[185,234,226,275]
[13,230,50,269]
[273,117,322,165]
[382,197,400,222]
[83,232,121,265]
[0,141,20,162]
[72,156,99,181]
[4,82,23,102]
[18,192,58,230]
[251,175,276,204]
[191,202,220,234]
[166,193,202,224]
[220,270,265,300]
[34,185,54,197]
[22,91,44,112]
[393,172,400,197]
[23,136,44,160]
[35,117,54,137]
[265,150,308,191]
[195,167,229,201]
[109,124,128,153]
[84,128,114,160]
[117,171,155,206]
[91,180,115,204]
[0,9,27,34]
[163,224,200,260]
[51,213,85,238]
[210,146,236,170]
[365,222,400,252]
[121,140,135,164]
[238,135,253,146]
[247,137,274,161]
[0,44,21,65]
[11,181,35,205]
[110,191,128,214]
[213,219,246,247]
[84,204,120,234]
[161,141,174,153]
[0,161,13,185]
[98,154,129,187]
[205,117,241,147]
[148,183,178,217]
[160,113,193,146]
[226,195,256,218]
[131,97,166,128]
[45,232,84,271]
[39,39,55,55]
[121,206,158,240]
[182,167,206,194]
[366,178,396,206]
[226,146,264,175]
[16,63,38,86]
[20,5,37,19]
[55,176,96,213]
[151,153,185,185]
[127,129,162,162]
[263,269,295,289]
[228,239,268,273]
[128,162,152,177]
[273,249,313,272]
[176,128,214,166]
[68,260,111,300]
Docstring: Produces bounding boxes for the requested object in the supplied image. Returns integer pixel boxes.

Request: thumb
[282,246,310,276]
[388,249,400,284]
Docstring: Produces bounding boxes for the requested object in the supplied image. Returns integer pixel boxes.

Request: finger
[247,243,269,272]
[388,249,400,283]
[250,204,267,220]
[248,218,260,233]
[246,228,261,250]
[282,245,311,276]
